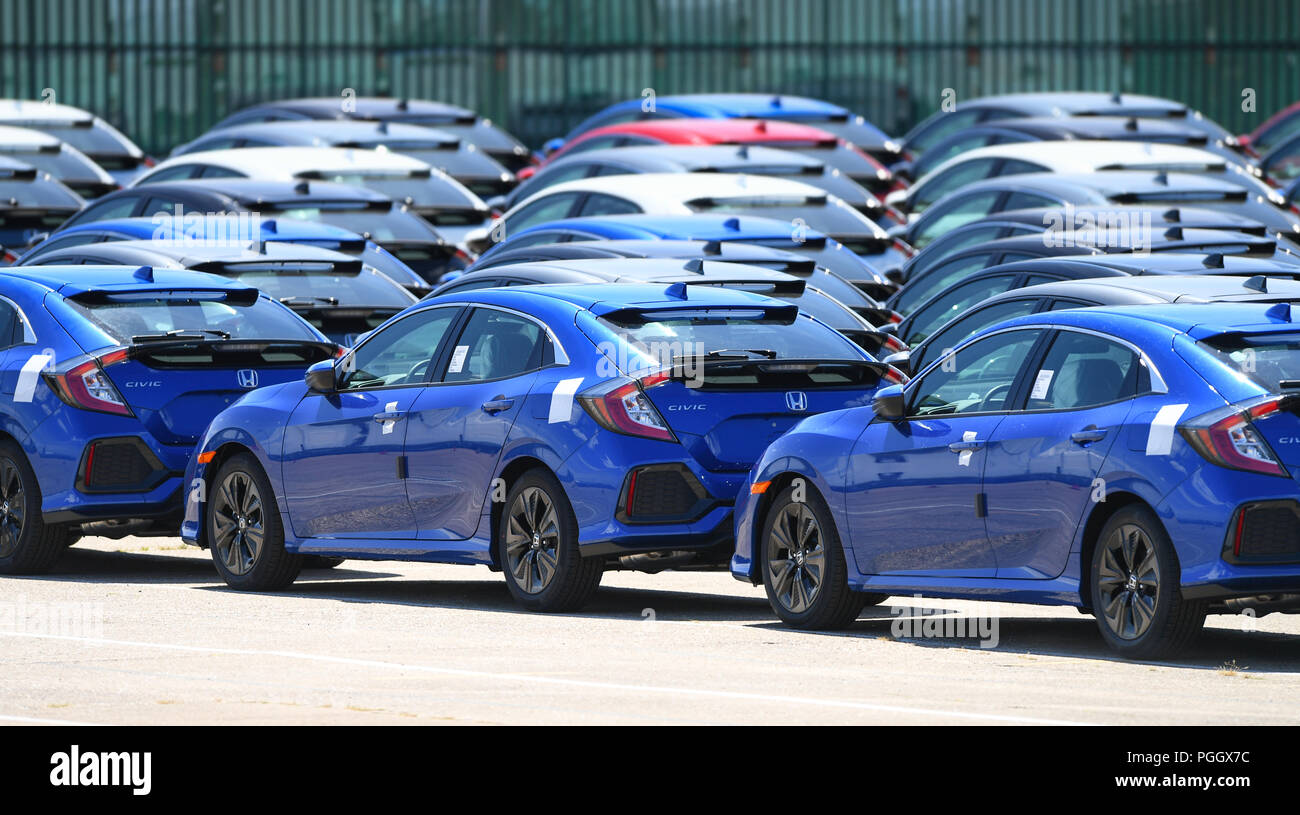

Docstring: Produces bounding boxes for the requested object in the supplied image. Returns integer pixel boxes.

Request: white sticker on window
[548,377,584,424]
[1146,403,1188,455]
[14,354,52,403]
[1030,369,1055,400]
[447,345,470,374]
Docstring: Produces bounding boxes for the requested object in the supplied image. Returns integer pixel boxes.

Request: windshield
[68,292,319,344]
[272,205,442,242]
[691,196,882,236]
[1202,333,1300,392]
[218,265,415,307]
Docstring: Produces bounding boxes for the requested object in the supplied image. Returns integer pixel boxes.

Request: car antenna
[664,281,689,299]
[755,121,767,133]
[736,144,749,159]
[683,258,704,273]
[703,239,722,254]
[1266,303,1292,322]
[396,98,409,111]
[132,265,154,282]
[1152,171,1169,185]
[294,180,310,194]
[1163,207,1180,222]
[1202,253,1224,268]
[378,121,389,134]
[1164,226,1183,241]
[723,216,741,230]
[1243,275,1268,292]
[770,95,782,107]
[1125,117,1139,131]
[1111,90,1123,104]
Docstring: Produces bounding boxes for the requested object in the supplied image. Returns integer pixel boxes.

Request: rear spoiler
[672,277,808,297]
[595,301,800,324]
[67,287,262,306]
[664,356,903,384]
[192,258,365,277]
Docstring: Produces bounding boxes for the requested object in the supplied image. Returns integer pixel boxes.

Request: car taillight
[44,349,132,416]
[1180,398,1288,477]
[882,365,908,385]
[892,238,915,257]
[578,374,676,442]
[882,335,906,354]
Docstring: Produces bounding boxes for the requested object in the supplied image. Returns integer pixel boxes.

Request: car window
[913,158,1000,211]
[912,132,999,177]
[25,232,103,259]
[440,277,503,294]
[894,252,995,315]
[564,136,628,156]
[199,165,246,179]
[912,191,1002,248]
[138,197,182,217]
[503,193,581,236]
[903,274,1021,346]
[74,195,141,224]
[913,298,1041,373]
[909,110,985,153]
[139,165,201,184]
[1026,330,1141,410]
[995,159,1049,176]
[0,300,19,351]
[1002,191,1059,211]
[577,193,641,217]
[909,329,1044,416]
[338,307,460,390]
[441,308,549,383]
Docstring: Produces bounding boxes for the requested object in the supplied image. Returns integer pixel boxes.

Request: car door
[982,328,1145,579]
[845,327,1047,577]
[404,306,556,540]
[280,305,462,539]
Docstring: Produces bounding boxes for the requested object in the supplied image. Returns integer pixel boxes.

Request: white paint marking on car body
[14,354,52,403]
[1146,403,1189,455]
[548,377,583,424]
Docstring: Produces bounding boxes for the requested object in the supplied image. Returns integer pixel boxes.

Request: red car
[1241,101,1300,156]
[529,119,907,203]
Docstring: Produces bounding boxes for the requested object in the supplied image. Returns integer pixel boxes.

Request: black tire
[1090,505,1206,659]
[760,484,865,629]
[0,440,68,574]
[497,468,602,612]
[207,453,301,591]
[302,555,346,569]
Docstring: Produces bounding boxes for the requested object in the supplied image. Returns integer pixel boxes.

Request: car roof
[547,143,823,173]
[58,215,363,242]
[995,115,1213,140]
[918,140,1225,186]
[654,93,851,118]
[192,120,461,148]
[429,279,793,312]
[960,92,1187,115]
[0,124,65,148]
[131,178,392,205]
[0,263,262,296]
[987,273,1300,305]
[575,119,839,145]
[943,170,1249,199]
[515,171,833,212]
[999,301,1300,339]
[141,146,431,182]
[506,213,827,242]
[477,238,809,265]
[36,238,356,266]
[457,257,797,284]
[0,99,99,124]
[966,205,1267,233]
[226,97,477,121]
[1018,252,1300,276]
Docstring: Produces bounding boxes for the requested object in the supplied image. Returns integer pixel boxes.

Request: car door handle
[1071,428,1108,445]
[372,411,404,423]
[481,398,514,414]
[948,440,985,452]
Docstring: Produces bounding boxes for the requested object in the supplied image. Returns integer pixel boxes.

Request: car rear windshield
[68,292,320,344]
[271,205,443,242]
[219,265,415,307]
[598,308,862,370]
[1201,333,1300,392]
[689,198,876,235]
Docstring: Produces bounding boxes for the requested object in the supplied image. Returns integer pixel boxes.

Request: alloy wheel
[504,486,560,594]
[212,471,265,577]
[0,458,25,559]
[767,502,827,614]
[1097,523,1160,640]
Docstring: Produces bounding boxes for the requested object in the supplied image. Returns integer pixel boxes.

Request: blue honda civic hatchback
[0,265,337,574]
[182,283,902,611]
[733,302,1300,657]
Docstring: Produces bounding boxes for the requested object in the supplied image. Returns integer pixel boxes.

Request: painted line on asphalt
[0,629,1093,725]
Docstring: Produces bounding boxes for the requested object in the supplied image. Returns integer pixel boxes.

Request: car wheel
[208,453,301,591]
[498,468,602,612]
[302,556,346,569]
[761,484,866,629]
[1090,505,1206,659]
[0,441,68,574]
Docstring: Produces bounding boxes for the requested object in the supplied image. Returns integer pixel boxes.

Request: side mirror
[305,359,337,393]
[883,350,911,378]
[872,383,906,422]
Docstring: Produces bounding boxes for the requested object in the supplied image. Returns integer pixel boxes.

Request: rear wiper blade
[131,328,231,342]
[280,295,339,306]
[704,348,779,359]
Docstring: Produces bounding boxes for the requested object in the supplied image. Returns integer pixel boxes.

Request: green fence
[2,0,1298,155]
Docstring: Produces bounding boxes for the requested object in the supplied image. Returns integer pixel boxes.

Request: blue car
[0,265,336,574]
[181,283,900,611]
[473,213,899,299]
[733,302,1300,657]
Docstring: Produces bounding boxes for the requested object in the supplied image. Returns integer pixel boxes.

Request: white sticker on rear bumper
[548,377,584,424]
[14,354,52,403]
[1146,403,1188,456]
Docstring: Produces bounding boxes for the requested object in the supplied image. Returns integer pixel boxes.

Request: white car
[482,172,908,270]
[0,99,149,186]
[134,146,492,249]
[895,140,1281,215]
[0,124,116,198]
